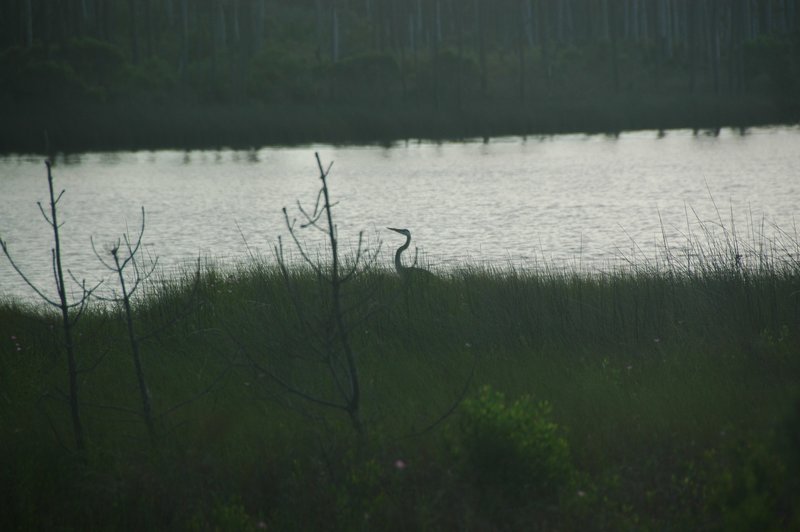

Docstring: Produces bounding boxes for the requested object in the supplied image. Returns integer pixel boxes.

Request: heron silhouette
[387,227,433,279]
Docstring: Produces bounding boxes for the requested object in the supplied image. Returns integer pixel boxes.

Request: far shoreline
[2,94,798,155]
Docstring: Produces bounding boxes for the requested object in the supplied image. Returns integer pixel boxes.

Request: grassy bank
[2,92,797,154]
[1,253,799,529]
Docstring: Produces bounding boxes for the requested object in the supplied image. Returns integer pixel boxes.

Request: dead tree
[0,161,100,452]
[90,207,159,446]
[231,153,380,445]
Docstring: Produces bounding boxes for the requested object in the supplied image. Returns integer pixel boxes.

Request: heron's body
[387,227,433,280]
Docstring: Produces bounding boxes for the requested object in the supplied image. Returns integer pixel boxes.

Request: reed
[1,224,798,529]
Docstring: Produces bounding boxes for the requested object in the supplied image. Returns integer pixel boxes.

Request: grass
[1,233,799,529]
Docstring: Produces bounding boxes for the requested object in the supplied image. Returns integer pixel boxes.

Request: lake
[1,126,798,303]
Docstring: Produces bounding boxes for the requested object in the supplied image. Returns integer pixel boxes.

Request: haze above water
[1,126,798,303]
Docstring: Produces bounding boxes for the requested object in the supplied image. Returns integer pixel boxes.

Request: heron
[387,227,433,279]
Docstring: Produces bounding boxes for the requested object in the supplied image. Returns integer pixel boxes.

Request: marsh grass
[1,224,799,529]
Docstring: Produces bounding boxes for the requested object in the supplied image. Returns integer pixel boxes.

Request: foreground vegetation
[1,252,799,529]
[2,155,798,529]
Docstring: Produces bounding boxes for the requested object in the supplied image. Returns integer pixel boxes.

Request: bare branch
[283,210,323,275]
[341,232,366,283]
[37,201,54,226]
[158,364,232,419]
[0,239,60,307]
[298,199,326,230]
[233,335,348,412]
[90,236,118,271]
[80,400,142,417]
[119,207,146,270]
[397,351,478,441]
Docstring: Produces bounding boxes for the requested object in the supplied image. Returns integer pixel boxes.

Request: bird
[387,227,434,279]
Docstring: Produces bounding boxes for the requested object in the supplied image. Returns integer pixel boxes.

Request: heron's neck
[394,235,411,273]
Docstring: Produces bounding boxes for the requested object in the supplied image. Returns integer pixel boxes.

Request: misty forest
[1,1,800,531]
[1,0,799,150]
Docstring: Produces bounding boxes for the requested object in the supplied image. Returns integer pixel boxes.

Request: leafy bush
[455,385,575,504]
[706,399,800,530]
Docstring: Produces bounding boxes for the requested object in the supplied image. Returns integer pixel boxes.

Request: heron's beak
[387,227,401,233]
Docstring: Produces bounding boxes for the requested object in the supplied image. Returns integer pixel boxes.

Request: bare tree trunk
[610,0,620,93]
[711,0,721,94]
[179,0,189,74]
[433,0,440,109]
[631,0,640,41]
[664,0,674,59]
[688,0,697,93]
[24,0,33,47]
[315,0,324,60]
[640,0,649,40]
[100,0,110,41]
[111,247,156,446]
[332,0,340,62]
[730,0,746,92]
[517,0,526,104]
[144,0,153,58]
[215,0,227,53]
[435,0,442,43]
[795,0,800,32]
[128,0,140,64]
[655,0,665,89]
[525,0,535,46]
[409,11,417,76]
[329,0,340,101]
[253,0,265,50]
[477,0,488,97]
[539,0,552,89]
[456,1,463,110]
[45,165,86,453]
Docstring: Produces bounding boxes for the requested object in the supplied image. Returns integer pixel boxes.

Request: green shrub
[188,498,258,532]
[455,385,575,504]
[707,399,800,531]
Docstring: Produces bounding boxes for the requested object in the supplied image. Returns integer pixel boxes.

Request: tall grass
[1,224,799,529]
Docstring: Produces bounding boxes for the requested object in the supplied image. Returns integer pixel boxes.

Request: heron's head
[387,227,411,238]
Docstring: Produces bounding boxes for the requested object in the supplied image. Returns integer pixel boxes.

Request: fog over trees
[0,1,798,149]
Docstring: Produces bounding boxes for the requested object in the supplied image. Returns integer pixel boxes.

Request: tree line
[1,1,798,112]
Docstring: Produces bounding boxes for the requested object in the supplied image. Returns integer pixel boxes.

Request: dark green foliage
[0,44,99,102]
[59,37,127,87]
[1,1,799,152]
[744,35,800,100]
[246,46,318,104]
[121,57,178,95]
[705,400,800,531]
[455,385,574,505]
[1,252,799,529]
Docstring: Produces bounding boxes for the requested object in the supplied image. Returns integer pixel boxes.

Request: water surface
[1,126,798,302]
